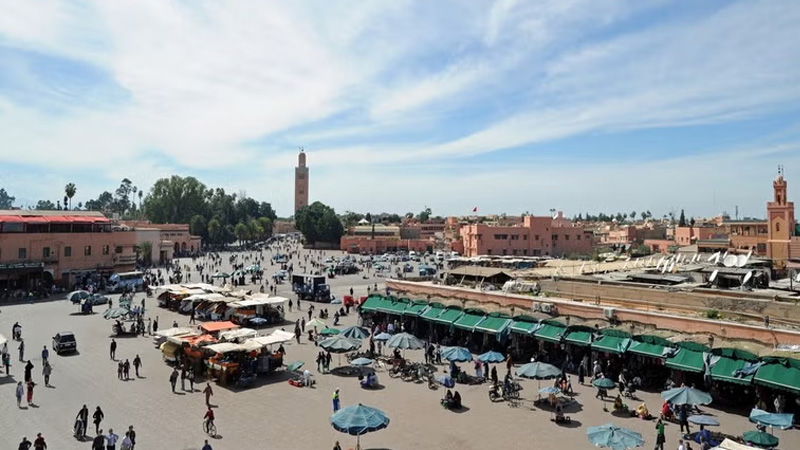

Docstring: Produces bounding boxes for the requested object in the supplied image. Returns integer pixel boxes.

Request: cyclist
[203,407,215,434]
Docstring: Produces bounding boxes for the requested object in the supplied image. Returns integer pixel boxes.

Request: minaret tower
[294,148,309,213]
[767,165,794,269]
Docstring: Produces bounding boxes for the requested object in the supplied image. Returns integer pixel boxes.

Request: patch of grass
[705,309,721,319]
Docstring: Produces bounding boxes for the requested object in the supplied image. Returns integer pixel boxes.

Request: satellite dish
[736,255,748,268]
[655,260,662,271]
[742,270,753,286]
[668,261,676,272]
[746,250,753,260]
[661,263,668,274]
[795,273,800,283]
[707,251,720,263]
[722,251,729,260]
[709,269,719,283]
[723,255,737,267]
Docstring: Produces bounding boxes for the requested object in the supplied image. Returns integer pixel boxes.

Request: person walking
[170,368,178,393]
[110,339,117,360]
[679,404,691,434]
[40,346,48,364]
[42,361,52,387]
[146,319,152,336]
[188,367,196,391]
[288,299,293,312]
[18,339,25,362]
[201,439,213,450]
[189,307,196,324]
[32,433,46,450]
[93,406,105,434]
[123,359,130,380]
[126,426,136,450]
[325,351,332,373]
[332,388,340,412]
[17,437,31,450]
[24,360,33,382]
[153,316,159,334]
[203,382,213,407]
[181,367,187,390]
[26,380,35,406]
[16,381,24,407]
[92,430,105,450]
[3,351,11,375]
[655,419,666,450]
[106,428,119,450]
[132,355,142,377]
[117,361,124,380]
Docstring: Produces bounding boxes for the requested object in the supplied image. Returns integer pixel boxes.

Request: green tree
[207,218,222,244]
[386,213,402,223]
[189,214,207,238]
[0,188,14,209]
[295,201,344,244]
[248,219,263,242]
[64,183,77,210]
[143,176,209,224]
[630,211,636,221]
[404,212,414,219]
[85,191,114,212]
[640,211,647,221]
[137,241,153,265]
[257,217,273,239]
[418,207,432,223]
[678,209,686,227]
[35,199,56,210]
[341,211,365,227]
[234,222,250,244]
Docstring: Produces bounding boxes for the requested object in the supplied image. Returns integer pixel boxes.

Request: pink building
[0,210,138,290]
[460,213,592,257]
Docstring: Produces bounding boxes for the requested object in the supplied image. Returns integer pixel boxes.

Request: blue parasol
[440,346,472,362]
[661,386,712,406]
[373,332,392,342]
[477,350,506,363]
[330,403,389,449]
[341,326,370,340]
[587,424,645,450]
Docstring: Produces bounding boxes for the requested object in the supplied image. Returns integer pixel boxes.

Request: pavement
[0,247,797,450]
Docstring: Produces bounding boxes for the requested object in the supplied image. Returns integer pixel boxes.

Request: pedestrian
[288,299,293,312]
[475,360,483,379]
[133,355,142,377]
[316,352,323,372]
[578,362,586,384]
[3,351,11,375]
[92,430,105,450]
[491,366,498,385]
[106,428,119,450]
[146,319,152,336]
[18,339,25,362]
[16,381,24,407]
[40,346,48,364]
[677,439,685,450]
[127,426,136,450]
[42,361,51,387]
[153,316,159,334]
[679,404,691,434]
[33,433,46,450]
[117,361,124,380]
[308,309,312,320]
[325,351,332,372]
[181,367,187,390]
[121,432,132,450]
[655,419,665,450]
[188,367,195,391]
[18,437,31,450]
[170,367,178,392]
[24,360,33,382]
[26,380,35,405]
[123,359,130,380]
[332,388,340,412]
[110,339,117,360]
[203,382,213,407]
[93,406,105,434]
[202,439,213,450]
[189,307,196,324]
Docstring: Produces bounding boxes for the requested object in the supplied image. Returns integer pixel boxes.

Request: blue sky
[1,0,799,218]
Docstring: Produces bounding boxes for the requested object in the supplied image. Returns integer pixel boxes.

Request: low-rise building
[120,221,202,258]
[0,210,137,290]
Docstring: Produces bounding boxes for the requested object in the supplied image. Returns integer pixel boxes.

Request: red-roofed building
[0,210,138,290]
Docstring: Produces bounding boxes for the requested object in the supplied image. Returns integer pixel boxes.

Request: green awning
[665,349,705,373]
[432,308,464,325]
[402,302,428,316]
[533,324,565,343]
[509,320,539,335]
[710,357,753,386]
[754,363,800,394]
[453,313,485,331]
[564,330,593,347]
[420,305,445,321]
[376,301,408,315]
[592,336,631,354]
[359,296,385,313]
[474,316,513,335]
[628,341,667,358]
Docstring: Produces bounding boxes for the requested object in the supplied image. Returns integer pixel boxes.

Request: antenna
[736,254,748,268]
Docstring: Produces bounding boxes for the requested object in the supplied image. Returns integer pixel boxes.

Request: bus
[108,271,145,293]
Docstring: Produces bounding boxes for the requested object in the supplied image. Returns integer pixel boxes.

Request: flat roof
[448,266,515,278]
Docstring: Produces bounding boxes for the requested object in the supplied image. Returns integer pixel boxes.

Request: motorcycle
[488,381,522,402]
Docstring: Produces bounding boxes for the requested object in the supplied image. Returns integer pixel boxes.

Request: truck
[291,274,331,302]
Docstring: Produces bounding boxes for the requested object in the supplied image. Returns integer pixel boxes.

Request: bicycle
[203,419,217,437]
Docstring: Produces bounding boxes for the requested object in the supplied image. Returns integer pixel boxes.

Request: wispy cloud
[0,1,798,215]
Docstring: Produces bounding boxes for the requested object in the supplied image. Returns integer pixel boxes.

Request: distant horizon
[1,1,799,218]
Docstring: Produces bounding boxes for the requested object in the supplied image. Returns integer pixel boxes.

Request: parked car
[87,294,110,305]
[52,332,77,354]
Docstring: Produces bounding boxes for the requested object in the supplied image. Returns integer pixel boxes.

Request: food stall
[200,321,240,337]
[179,293,227,314]
[219,328,258,343]
[162,334,217,368]
[152,327,199,348]
[228,295,288,327]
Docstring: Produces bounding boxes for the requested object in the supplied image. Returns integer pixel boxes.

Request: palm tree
[138,190,144,216]
[137,241,153,265]
[64,183,77,210]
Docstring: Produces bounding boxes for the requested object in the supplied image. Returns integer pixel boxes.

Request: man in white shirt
[106,428,119,450]
[677,439,685,450]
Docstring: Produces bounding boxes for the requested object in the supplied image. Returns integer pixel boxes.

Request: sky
[1,0,799,219]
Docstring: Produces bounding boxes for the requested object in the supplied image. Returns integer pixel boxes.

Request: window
[776,223,781,232]
[42,247,51,258]
[577,235,581,240]
[511,235,519,240]
[84,246,92,256]
[493,234,508,240]
[487,249,492,255]
[512,249,518,255]
[115,246,123,254]
[523,235,528,240]
[757,243,767,253]
[18,248,27,259]
[565,235,569,241]
[64,246,72,257]
[502,249,507,255]
[534,235,539,241]
[523,249,528,255]
[102,245,110,255]
[552,234,558,241]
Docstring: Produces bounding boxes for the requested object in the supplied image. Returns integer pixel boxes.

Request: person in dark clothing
[110,340,117,360]
[93,406,104,434]
[133,355,142,377]
[679,404,691,433]
[91,431,105,450]
[123,359,131,380]
[18,437,32,450]
[24,360,33,382]
[491,366,498,385]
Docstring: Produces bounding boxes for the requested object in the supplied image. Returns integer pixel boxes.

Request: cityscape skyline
[1,1,799,217]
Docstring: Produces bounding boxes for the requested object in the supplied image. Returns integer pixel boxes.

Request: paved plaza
[1,249,798,450]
